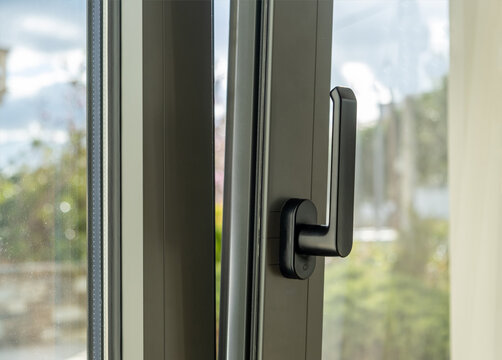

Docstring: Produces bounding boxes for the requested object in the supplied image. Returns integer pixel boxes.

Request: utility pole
[396,0,425,231]
[0,48,7,104]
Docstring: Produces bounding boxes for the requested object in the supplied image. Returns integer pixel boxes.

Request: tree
[0,127,87,263]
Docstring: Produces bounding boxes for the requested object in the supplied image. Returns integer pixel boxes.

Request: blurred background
[0,1,87,359]
[323,2,449,359]
[0,0,449,359]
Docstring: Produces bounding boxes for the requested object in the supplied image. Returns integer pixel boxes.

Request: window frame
[103,0,122,358]
[121,0,215,359]
[87,0,105,357]
[220,0,334,358]
[88,0,122,357]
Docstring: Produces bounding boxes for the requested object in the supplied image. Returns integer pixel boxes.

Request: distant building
[0,48,7,103]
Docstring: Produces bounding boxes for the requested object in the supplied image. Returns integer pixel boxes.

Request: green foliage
[413,78,448,187]
[393,212,449,281]
[0,128,87,263]
[323,230,449,360]
[215,204,222,328]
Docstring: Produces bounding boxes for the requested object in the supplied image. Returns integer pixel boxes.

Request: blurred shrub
[323,218,449,360]
[0,128,86,263]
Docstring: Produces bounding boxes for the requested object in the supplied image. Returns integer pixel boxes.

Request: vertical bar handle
[279,87,357,279]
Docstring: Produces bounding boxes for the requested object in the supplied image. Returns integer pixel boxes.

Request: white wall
[449,1,502,359]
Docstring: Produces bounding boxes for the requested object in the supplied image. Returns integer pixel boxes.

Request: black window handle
[279,87,357,279]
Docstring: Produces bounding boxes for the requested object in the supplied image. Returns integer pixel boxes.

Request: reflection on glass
[323,1,449,359]
[214,0,230,346]
[0,1,87,359]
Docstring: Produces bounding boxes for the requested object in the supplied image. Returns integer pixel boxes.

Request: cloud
[0,122,68,145]
[6,47,85,99]
[0,1,86,52]
[330,0,448,100]
[20,16,80,43]
[340,62,391,125]
[428,18,449,55]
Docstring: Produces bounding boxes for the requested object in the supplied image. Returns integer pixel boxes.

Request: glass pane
[214,0,230,348]
[323,1,449,359]
[0,1,87,359]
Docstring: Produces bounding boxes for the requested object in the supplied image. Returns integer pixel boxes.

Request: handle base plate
[279,199,317,279]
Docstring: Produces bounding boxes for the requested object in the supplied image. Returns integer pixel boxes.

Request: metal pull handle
[279,87,357,279]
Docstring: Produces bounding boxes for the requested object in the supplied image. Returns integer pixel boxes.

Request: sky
[330,0,449,123]
[0,0,449,172]
[0,0,86,101]
[0,0,86,171]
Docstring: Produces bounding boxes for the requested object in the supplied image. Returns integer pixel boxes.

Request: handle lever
[279,87,357,279]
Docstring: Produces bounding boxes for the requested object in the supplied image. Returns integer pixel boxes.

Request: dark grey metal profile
[106,0,122,358]
[143,0,215,358]
[218,0,262,359]
[87,0,103,358]
[222,0,335,357]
